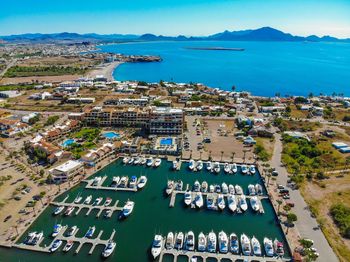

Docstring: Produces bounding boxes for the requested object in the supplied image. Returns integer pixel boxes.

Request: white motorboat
[228,184,235,194]
[66,225,77,237]
[240,234,251,256]
[227,194,237,212]
[206,194,215,210]
[274,239,285,257]
[154,158,162,167]
[122,157,129,164]
[146,157,154,167]
[248,184,256,196]
[235,185,243,195]
[201,181,208,192]
[102,239,116,258]
[63,240,74,252]
[52,224,62,237]
[198,232,207,252]
[92,176,102,186]
[84,195,93,205]
[93,197,103,206]
[249,165,256,174]
[172,160,178,170]
[239,195,248,211]
[213,162,221,173]
[129,176,137,188]
[224,163,231,173]
[221,183,228,194]
[255,184,263,195]
[50,239,62,252]
[85,226,95,238]
[206,161,213,171]
[196,160,203,171]
[215,184,221,193]
[250,196,260,212]
[175,180,183,191]
[241,165,248,174]
[118,176,128,187]
[188,159,196,171]
[175,232,184,250]
[229,233,239,254]
[151,235,163,259]
[184,191,192,206]
[128,157,134,165]
[207,231,217,253]
[137,176,147,189]
[231,163,238,173]
[264,237,274,257]
[53,206,65,215]
[209,185,214,193]
[140,157,147,165]
[195,192,204,208]
[252,236,262,256]
[166,180,174,195]
[64,206,75,216]
[133,157,141,165]
[165,232,174,249]
[104,197,112,206]
[120,200,134,218]
[73,193,82,204]
[31,231,43,245]
[185,231,195,251]
[104,209,112,217]
[25,231,37,245]
[193,180,200,192]
[218,231,228,253]
[217,194,225,210]
[111,176,120,187]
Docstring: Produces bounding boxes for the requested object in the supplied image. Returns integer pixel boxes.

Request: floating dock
[83,176,138,192]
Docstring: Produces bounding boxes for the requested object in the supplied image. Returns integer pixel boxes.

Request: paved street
[271,133,338,262]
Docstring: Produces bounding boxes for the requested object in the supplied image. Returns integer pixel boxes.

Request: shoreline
[87,61,123,81]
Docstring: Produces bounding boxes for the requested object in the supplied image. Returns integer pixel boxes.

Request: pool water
[61,139,75,147]
[160,138,173,145]
[103,132,120,139]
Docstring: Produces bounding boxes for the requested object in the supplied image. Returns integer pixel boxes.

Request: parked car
[277,184,284,189]
[272,171,279,176]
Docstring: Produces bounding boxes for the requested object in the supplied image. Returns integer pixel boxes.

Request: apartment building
[80,143,115,166]
[42,120,80,142]
[149,107,184,135]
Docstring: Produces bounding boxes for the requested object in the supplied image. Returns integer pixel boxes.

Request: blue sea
[99,41,350,97]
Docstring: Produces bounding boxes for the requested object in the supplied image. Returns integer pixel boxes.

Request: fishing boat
[66,225,77,237]
[151,235,163,259]
[92,176,102,186]
[184,191,192,206]
[274,239,285,257]
[209,184,214,193]
[241,165,248,174]
[250,196,260,212]
[63,240,74,252]
[239,195,248,211]
[140,157,147,165]
[221,183,228,194]
[128,176,137,188]
[53,206,65,215]
[231,163,238,173]
[31,231,43,245]
[235,185,243,195]
[207,231,217,253]
[213,162,221,173]
[120,200,134,218]
[154,158,162,167]
[255,184,263,195]
[201,181,208,192]
[104,197,112,206]
[122,157,129,164]
[227,194,237,212]
[137,176,147,189]
[224,163,231,173]
[198,232,207,252]
[206,161,213,171]
[188,159,195,171]
[64,206,75,216]
[133,157,141,165]
[248,184,256,195]
[196,160,203,171]
[217,194,225,210]
[264,237,274,257]
[165,232,174,249]
[195,192,204,208]
[111,176,120,187]
[146,157,154,167]
[218,231,228,253]
[102,240,116,257]
[84,195,92,204]
[240,234,251,256]
[52,224,62,237]
[92,197,103,206]
[175,232,184,250]
[185,231,195,251]
[73,193,82,204]
[128,157,134,165]
[118,176,128,188]
[252,236,262,256]
[172,160,178,170]
[175,180,183,191]
[166,180,174,195]
[228,184,235,194]
[229,233,239,254]
[193,180,200,192]
[249,165,256,175]
[85,226,95,238]
[49,239,62,252]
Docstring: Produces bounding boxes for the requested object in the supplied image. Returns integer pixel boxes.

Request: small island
[185,47,245,51]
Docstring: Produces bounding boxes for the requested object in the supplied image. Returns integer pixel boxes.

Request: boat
[255,184,263,195]
[151,235,163,259]
[248,184,256,195]
[25,231,37,245]
[73,193,82,204]
[185,231,195,251]
[229,233,239,254]
[104,197,112,206]
[191,257,197,262]
[235,185,243,195]
[137,176,147,189]
[49,239,62,252]
[228,184,235,194]
[193,180,200,192]
[184,191,192,206]
[264,237,274,257]
[154,158,162,167]
[227,194,237,212]
[122,157,129,164]
[252,236,262,256]
[165,232,174,249]
[217,194,225,210]
[31,231,43,245]
[52,224,62,237]
[274,239,285,257]
[175,180,183,190]
[175,232,184,250]
[166,180,174,195]
[92,176,102,186]
[128,176,137,188]
[134,157,141,165]
[201,181,208,192]
[102,239,116,258]
[218,231,228,253]
[84,195,92,204]
[64,206,75,216]
[93,197,103,206]
[240,234,251,256]
[128,157,134,164]
[66,225,77,237]
[53,206,64,215]
[172,160,178,170]
[207,231,217,253]
[221,183,228,194]
[188,159,195,171]
[118,176,128,187]
[196,160,203,171]
[85,226,95,238]
[195,192,204,208]
[250,196,260,212]
[249,165,256,175]
[241,165,248,174]
[198,232,207,252]
[146,157,154,167]
[231,163,238,173]
[224,163,231,173]
[111,176,120,187]
[206,194,215,210]
[209,185,214,193]
[63,240,74,252]
[120,200,135,218]
[140,157,147,165]
[239,195,248,211]
[213,162,221,173]
[104,209,112,217]
[215,184,221,193]
[206,161,213,171]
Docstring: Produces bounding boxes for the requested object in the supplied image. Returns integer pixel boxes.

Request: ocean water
[100,41,350,97]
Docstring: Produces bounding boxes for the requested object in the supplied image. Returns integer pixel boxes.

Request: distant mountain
[1,27,349,43]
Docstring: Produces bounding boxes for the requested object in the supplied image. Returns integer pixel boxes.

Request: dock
[83,176,138,192]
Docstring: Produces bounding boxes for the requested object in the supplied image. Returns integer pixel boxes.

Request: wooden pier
[83,176,138,192]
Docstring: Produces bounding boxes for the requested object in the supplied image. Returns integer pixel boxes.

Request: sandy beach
[87,61,123,81]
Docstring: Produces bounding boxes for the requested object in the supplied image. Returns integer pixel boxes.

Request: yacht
[227,194,237,212]
[221,183,228,194]
[85,226,96,238]
[151,235,163,259]
[73,193,82,204]
[146,157,154,167]
[248,184,256,196]
[52,224,62,237]
[188,159,195,171]
[209,185,214,193]
[31,231,43,245]
[128,176,137,188]
[250,196,260,212]
[228,184,235,194]
[229,233,239,254]
[111,176,120,187]
[122,157,129,164]
[217,194,225,210]
[255,184,263,195]
[128,157,134,165]
[201,181,208,192]
[63,240,74,252]
[224,163,231,173]
[196,160,203,171]
[240,234,251,256]
[249,165,256,175]
[64,206,75,216]
[241,165,248,174]
[140,157,147,165]
[93,197,103,206]
[120,200,135,218]
[53,206,65,215]
[264,237,274,257]
[175,180,183,191]
[235,185,243,195]
[274,239,285,257]
[154,158,162,167]
[25,232,37,245]
[92,176,102,186]
[84,195,92,204]
[184,191,192,206]
[166,180,174,195]
[175,232,184,250]
[102,240,116,258]
[172,160,178,170]
[185,231,195,251]
[198,232,207,252]
[193,180,200,192]
[252,236,262,256]
[104,197,112,206]
[137,176,147,189]
[206,161,213,171]
[66,225,77,237]
[218,231,228,253]
[134,157,141,165]
[207,231,217,253]
[231,163,238,173]
[213,162,221,173]
[195,192,204,208]
[206,194,215,210]
[118,176,128,188]
[49,239,62,252]
[239,195,248,211]
[165,232,174,249]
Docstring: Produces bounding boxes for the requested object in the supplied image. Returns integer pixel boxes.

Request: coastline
[87,61,123,81]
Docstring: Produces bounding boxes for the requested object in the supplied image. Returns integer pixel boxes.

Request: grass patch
[4,65,87,77]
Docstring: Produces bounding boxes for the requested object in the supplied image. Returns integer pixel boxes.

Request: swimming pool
[62,139,75,147]
[103,132,120,139]
[160,137,173,145]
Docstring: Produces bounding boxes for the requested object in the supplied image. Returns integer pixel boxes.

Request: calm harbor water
[100,41,350,97]
[1,159,290,261]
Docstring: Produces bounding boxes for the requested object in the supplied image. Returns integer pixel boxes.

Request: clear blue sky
[1,0,350,37]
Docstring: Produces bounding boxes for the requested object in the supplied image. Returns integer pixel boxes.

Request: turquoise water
[100,41,350,97]
[62,139,75,147]
[160,138,173,146]
[102,132,120,139]
[0,160,290,261]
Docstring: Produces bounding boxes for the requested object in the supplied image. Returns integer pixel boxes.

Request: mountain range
[1,27,349,44]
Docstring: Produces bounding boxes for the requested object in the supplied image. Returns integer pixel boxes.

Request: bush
[330,203,350,238]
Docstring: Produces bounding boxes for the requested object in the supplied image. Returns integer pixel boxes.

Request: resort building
[42,120,80,142]
[149,107,184,135]
[80,143,116,166]
[104,97,149,106]
[0,118,29,137]
[48,160,84,183]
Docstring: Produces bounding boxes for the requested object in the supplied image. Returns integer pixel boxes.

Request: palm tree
[199,150,202,160]
[231,152,235,163]
[220,151,224,162]
[277,199,283,214]
[267,173,272,187]
[208,150,212,161]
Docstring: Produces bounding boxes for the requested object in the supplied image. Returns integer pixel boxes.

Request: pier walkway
[83,176,138,192]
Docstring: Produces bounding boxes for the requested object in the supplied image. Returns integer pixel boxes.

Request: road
[271,133,338,262]
[0,59,16,78]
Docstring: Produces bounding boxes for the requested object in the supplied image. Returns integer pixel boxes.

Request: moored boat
[227,194,237,212]
[118,176,128,187]
[188,159,195,171]
[154,158,162,167]
[221,183,228,194]
[128,176,137,188]
[146,157,154,167]
[66,225,77,237]
[172,160,178,170]
[195,192,203,208]
[255,184,263,195]
[206,161,213,171]
[165,232,174,249]
[151,235,163,259]
[250,196,260,212]
[104,197,112,206]
[207,231,217,253]
[213,162,221,173]
[196,160,203,171]
[240,233,251,256]
[218,231,228,253]
[85,226,95,238]
[64,206,75,216]
[111,176,120,187]
[235,185,243,195]
[49,239,62,252]
[175,232,184,250]
[201,181,208,192]
[166,180,174,195]
[231,163,238,173]
[120,200,135,218]
[102,239,116,257]
[241,165,248,174]
[73,193,82,204]
[274,239,285,257]
[53,206,65,215]
[239,195,248,211]
[122,157,129,164]
[63,240,74,252]
[92,176,102,186]
[249,165,256,174]
[31,231,43,245]
[229,233,239,254]
[228,184,235,194]
[92,197,103,206]
[217,194,225,210]
[248,184,256,196]
[198,232,207,252]
[264,237,274,257]
[137,176,147,189]
[224,163,231,173]
[193,180,200,192]
[184,191,192,206]
[84,195,92,204]
[185,231,195,251]
[252,236,262,256]
[52,224,62,237]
